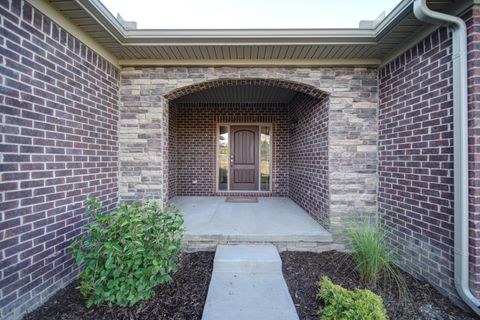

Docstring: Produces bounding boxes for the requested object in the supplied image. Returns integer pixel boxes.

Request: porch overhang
[34,0,477,66]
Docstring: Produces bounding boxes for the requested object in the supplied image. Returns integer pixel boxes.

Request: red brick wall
[466,6,480,298]
[0,1,119,318]
[169,102,289,196]
[289,93,329,227]
[379,7,480,302]
[168,102,177,198]
[378,23,471,302]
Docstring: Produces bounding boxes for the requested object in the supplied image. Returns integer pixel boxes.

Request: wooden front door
[230,126,259,191]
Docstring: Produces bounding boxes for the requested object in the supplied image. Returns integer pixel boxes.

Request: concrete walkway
[171,197,333,251]
[202,244,299,320]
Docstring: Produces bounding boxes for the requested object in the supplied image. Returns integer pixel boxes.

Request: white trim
[118,58,381,67]
[79,0,416,43]
[216,123,273,193]
[43,0,475,65]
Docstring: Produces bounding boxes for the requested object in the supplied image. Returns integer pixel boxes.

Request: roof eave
[78,0,416,46]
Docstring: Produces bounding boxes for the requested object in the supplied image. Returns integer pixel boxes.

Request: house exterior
[1,0,480,318]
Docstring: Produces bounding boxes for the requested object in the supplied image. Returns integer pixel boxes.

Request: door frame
[216,123,273,193]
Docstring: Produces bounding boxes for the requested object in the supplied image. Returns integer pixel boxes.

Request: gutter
[413,0,480,316]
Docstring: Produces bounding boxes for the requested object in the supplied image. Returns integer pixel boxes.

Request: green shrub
[69,196,184,307]
[317,276,388,320]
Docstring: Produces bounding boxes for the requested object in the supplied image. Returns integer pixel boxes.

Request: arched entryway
[166,78,330,227]
[119,66,378,236]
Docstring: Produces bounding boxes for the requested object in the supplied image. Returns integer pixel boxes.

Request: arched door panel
[230,126,259,190]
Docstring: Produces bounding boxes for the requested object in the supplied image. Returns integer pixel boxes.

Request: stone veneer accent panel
[170,102,289,196]
[119,68,378,234]
[0,1,119,319]
[289,93,330,228]
[119,93,168,203]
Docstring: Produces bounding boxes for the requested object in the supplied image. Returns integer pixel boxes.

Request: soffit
[172,85,298,103]
[44,0,471,65]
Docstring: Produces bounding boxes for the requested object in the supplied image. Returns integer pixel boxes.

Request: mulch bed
[24,252,214,320]
[281,251,476,320]
[24,250,478,320]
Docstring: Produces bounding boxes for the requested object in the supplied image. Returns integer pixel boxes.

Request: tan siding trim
[26,0,119,67]
[118,58,381,67]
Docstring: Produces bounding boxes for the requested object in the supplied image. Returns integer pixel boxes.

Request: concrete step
[183,231,333,242]
[202,244,299,320]
[182,239,344,253]
[213,244,281,273]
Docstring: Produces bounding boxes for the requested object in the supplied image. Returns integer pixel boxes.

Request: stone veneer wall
[378,7,480,301]
[0,1,119,319]
[170,102,289,196]
[119,67,378,234]
[119,91,168,203]
[289,93,330,227]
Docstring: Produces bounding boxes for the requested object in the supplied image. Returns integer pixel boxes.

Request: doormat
[225,197,258,203]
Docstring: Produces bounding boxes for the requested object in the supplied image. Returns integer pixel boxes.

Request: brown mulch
[281,251,477,320]
[24,252,214,320]
[23,250,478,320]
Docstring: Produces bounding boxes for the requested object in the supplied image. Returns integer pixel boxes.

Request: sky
[100,0,401,29]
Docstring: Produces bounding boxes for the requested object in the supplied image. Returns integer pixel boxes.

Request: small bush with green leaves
[317,276,389,320]
[69,196,184,307]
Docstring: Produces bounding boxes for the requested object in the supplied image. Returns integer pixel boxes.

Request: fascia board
[75,0,474,48]
[78,0,378,45]
[373,0,414,39]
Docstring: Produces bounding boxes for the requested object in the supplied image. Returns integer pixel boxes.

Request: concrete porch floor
[170,196,336,251]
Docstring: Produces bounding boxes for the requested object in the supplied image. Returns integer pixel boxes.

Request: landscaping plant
[69,196,184,307]
[346,219,408,301]
[317,276,388,320]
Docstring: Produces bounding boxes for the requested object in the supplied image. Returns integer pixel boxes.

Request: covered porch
[166,79,332,236]
[120,74,378,245]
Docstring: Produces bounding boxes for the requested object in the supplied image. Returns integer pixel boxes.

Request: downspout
[413,0,480,315]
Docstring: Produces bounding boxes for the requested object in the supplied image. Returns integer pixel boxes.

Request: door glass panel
[260,126,271,191]
[218,125,229,190]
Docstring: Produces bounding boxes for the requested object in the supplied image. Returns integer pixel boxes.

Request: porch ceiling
[41,0,474,66]
[172,84,298,103]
